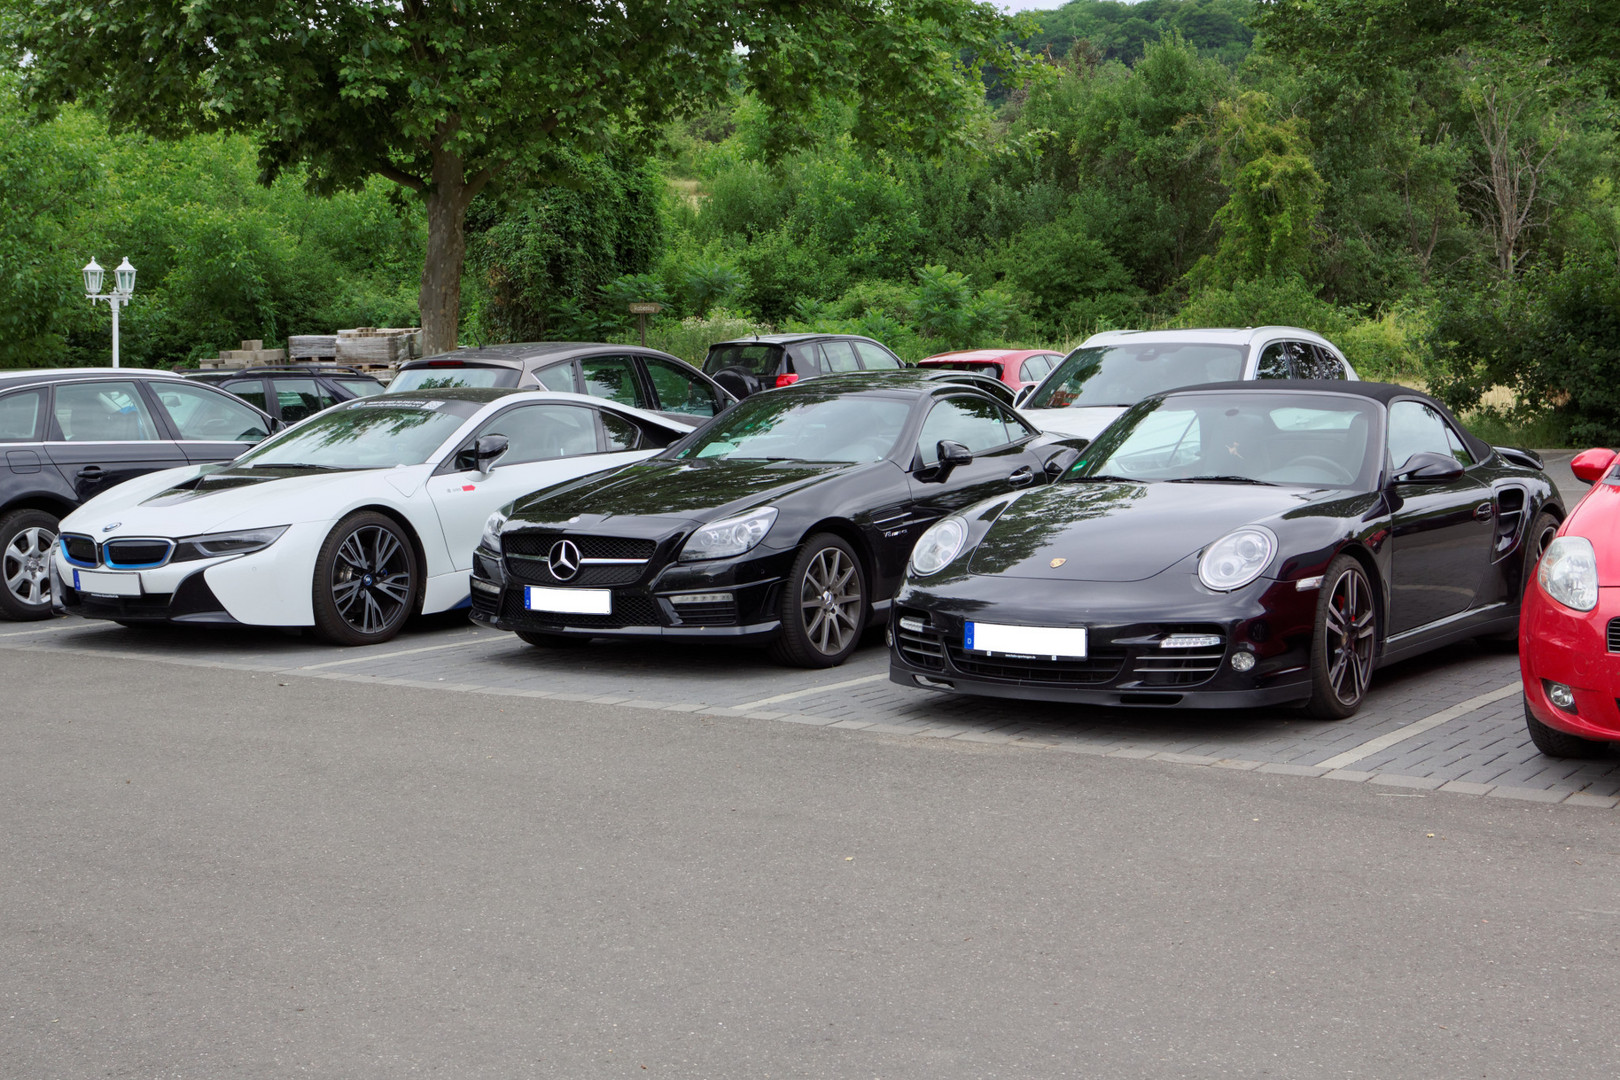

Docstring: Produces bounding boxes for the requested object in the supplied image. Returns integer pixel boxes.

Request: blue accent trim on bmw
[60,537,98,569]
[103,539,176,571]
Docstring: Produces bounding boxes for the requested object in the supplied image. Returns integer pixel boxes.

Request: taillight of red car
[775,373,800,388]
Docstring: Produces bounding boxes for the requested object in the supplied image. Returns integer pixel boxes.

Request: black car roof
[399,342,684,368]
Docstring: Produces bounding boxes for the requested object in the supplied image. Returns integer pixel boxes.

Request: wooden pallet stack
[195,340,288,370]
[335,327,422,367]
[288,335,340,362]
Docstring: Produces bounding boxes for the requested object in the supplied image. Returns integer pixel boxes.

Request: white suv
[1015,327,1357,440]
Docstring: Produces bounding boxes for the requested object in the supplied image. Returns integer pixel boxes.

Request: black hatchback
[185,365,386,423]
[703,333,904,399]
[0,368,276,620]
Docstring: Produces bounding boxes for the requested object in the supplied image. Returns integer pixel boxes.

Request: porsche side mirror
[1044,447,1082,478]
[1393,451,1464,484]
[473,433,509,475]
[1015,385,1034,408]
[1570,447,1617,485]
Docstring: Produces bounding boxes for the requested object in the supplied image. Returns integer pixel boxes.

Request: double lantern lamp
[83,257,137,367]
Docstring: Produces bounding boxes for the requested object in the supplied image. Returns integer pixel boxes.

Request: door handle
[1473,502,1493,522]
[1008,466,1035,487]
[76,466,105,479]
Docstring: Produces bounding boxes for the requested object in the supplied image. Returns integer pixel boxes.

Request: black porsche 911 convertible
[889,381,1563,718]
[469,373,1084,667]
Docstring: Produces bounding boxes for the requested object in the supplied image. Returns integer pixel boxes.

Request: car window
[580,357,649,409]
[52,381,162,442]
[916,396,1023,465]
[152,382,272,443]
[1293,343,1346,380]
[673,393,911,464]
[533,362,578,393]
[1018,356,1047,381]
[704,343,785,377]
[334,378,385,398]
[819,341,861,373]
[1028,343,1248,410]
[1444,423,1474,465]
[221,378,269,412]
[1256,343,1290,379]
[1388,400,1463,471]
[0,389,45,441]
[854,341,901,370]
[477,403,602,465]
[274,378,340,423]
[600,411,643,451]
[642,357,722,417]
[389,365,518,391]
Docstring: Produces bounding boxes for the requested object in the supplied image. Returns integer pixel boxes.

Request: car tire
[516,630,590,648]
[1482,510,1559,647]
[1305,554,1378,720]
[1524,697,1608,758]
[770,533,867,669]
[311,511,418,646]
[0,508,59,621]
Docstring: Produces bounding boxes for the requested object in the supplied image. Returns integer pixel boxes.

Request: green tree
[4,0,1024,355]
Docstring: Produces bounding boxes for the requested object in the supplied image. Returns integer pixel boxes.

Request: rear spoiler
[1494,446,1544,470]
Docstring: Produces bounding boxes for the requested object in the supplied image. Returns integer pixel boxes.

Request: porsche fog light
[910,516,967,577]
[173,526,288,562]
[480,510,509,552]
[680,507,778,561]
[1230,650,1256,673]
[1538,535,1597,612]
[1198,527,1276,592]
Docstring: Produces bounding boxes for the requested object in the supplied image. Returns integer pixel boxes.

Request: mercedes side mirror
[1044,447,1082,478]
[1015,385,1034,408]
[1393,451,1464,484]
[927,439,973,483]
[472,433,509,475]
[1570,447,1617,485]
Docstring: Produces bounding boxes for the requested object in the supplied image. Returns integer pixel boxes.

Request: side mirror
[1044,447,1082,478]
[1015,385,1034,408]
[1393,450,1464,484]
[925,439,973,482]
[471,433,509,475]
[1570,447,1617,485]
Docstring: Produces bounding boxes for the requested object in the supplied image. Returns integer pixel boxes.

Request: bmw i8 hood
[967,480,1327,582]
[506,457,875,529]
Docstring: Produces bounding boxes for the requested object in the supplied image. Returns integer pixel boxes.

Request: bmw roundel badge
[103,522,122,533]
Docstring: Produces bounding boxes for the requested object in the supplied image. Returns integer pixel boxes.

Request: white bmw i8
[51,388,689,644]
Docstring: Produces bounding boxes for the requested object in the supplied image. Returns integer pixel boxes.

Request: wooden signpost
[628,301,662,347]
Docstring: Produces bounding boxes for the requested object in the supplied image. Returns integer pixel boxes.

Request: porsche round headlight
[1538,535,1597,611]
[1198,527,1277,592]
[480,510,508,552]
[910,516,968,577]
[679,507,778,561]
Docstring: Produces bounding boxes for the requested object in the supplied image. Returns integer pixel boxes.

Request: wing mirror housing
[469,433,509,476]
[1014,385,1035,408]
[921,440,973,483]
[1570,447,1617,484]
[1393,451,1464,484]
[1044,447,1082,478]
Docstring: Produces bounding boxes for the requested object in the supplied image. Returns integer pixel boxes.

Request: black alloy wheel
[1523,697,1609,759]
[1306,554,1377,719]
[0,508,59,621]
[771,533,867,668]
[312,512,418,645]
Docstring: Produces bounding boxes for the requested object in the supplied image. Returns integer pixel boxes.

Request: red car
[914,349,1066,392]
[1520,447,1620,756]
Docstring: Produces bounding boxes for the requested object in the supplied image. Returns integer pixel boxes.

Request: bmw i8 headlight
[480,509,508,552]
[172,526,288,563]
[1198,526,1277,592]
[1538,535,1597,611]
[680,507,778,561]
[910,516,968,577]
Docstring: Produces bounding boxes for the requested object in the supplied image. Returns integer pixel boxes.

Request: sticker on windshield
[351,399,444,410]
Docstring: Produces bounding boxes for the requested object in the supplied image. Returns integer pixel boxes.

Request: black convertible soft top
[1160,379,1494,465]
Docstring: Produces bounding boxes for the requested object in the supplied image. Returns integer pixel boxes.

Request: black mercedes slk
[468,373,1083,667]
[889,381,1563,718]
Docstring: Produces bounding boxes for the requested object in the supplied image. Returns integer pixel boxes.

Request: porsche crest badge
[1049,557,1067,568]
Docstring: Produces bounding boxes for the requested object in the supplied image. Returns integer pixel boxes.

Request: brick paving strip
[4,613,1618,807]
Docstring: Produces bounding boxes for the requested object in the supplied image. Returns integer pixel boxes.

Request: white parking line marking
[732,672,888,710]
[0,621,95,637]
[1315,682,1520,770]
[294,635,494,670]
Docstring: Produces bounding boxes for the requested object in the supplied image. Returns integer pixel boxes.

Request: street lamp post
[83,258,137,367]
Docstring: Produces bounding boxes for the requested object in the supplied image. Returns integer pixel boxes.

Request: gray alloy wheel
[1306,555,1377,719]
[0,508,59,621]
[771,534,867,668]
[312,512,417,645]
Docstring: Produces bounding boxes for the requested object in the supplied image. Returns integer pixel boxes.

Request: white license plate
[964,621,1087,658]
[524,586,612,615]
[73,568,142,597]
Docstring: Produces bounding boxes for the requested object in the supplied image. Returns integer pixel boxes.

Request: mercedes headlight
[173,526,288,562]
[680,507,778,561]
[481,510,508,552]
[910,516,968,577]
[1539,535,1597,611]
[1198,527,1277,592]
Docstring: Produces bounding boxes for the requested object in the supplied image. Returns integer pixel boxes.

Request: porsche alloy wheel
[312,512,418,645]
[772,534,866,668]
[1306,555,1377,719]
[0,509,58,621]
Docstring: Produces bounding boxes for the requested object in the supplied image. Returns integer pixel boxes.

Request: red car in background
[1520,447,1620,757]
[915,349,1066,393]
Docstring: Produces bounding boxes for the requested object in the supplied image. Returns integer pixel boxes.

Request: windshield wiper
[243,462,345,471]
[1167,475,1276,486]
[1069,473,1139,483]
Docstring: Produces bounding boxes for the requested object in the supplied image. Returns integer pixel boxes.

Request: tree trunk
[420,149,469,357]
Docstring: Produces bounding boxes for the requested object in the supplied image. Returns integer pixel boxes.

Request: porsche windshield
[235,402,471,470]
[670,392,911,464]
[1027,343,1247,410]
[1077,392,1381,489]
